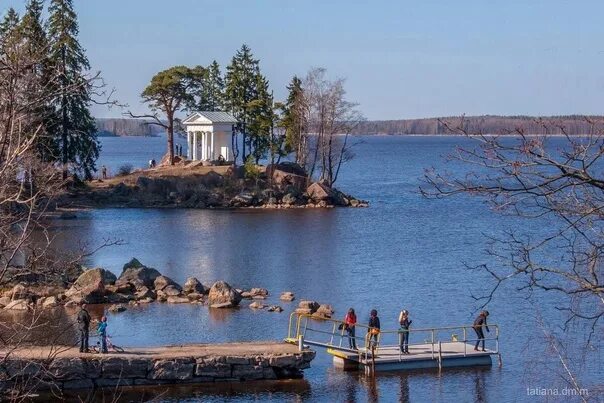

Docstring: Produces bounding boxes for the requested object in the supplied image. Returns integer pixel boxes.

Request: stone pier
[0,342,315,392]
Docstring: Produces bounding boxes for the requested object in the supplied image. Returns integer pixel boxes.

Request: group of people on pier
[341,308,491,353]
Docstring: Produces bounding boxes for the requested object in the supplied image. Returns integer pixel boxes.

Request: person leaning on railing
[367,309,381,349]
[472,310,490,351]
[344,308,357,350]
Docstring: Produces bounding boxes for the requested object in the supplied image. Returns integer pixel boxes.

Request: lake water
[29,136,604,401]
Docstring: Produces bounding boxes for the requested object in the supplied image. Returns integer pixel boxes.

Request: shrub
[244,156,261,181]
[117,163,134,176]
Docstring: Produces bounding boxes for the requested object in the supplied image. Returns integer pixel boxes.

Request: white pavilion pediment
[182,111,238,125]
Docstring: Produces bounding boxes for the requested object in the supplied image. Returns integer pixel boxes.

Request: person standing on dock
[368,309,381,349]
[76,303,91,353]
[473,310,490,351]
[398,310,412,354]
[344,308,357,350]
[101,165,107,179]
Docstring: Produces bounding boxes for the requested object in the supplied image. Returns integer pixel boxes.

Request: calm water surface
[37,135,603,402]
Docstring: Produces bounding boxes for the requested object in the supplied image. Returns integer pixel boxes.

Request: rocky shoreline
[57,162,368,210]
[1,259,335,320]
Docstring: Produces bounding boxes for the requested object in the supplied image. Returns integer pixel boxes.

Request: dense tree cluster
[137,46,363,185]
[1,0,100,180]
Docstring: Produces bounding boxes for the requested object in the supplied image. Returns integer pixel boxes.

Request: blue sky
[4,0,604,120]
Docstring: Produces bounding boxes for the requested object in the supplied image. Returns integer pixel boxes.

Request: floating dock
[286,313,501,374]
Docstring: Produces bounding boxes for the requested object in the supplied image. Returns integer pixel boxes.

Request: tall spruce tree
[48,0,99,180]
[246,72,274,163]
[281,76,306,167]
[20,0,58,161]
[206,60,225,111]
[0,8,20,49]
[225,44,260,163]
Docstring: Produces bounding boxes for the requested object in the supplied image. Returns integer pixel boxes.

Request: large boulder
[230,192,255,207]
[266,163,308,192]
[65,268,114,304]
[116,259,161,290]
[208,281,242,308]
[154,275,181,292]
[306,182,336,203]
[183,277,207,295]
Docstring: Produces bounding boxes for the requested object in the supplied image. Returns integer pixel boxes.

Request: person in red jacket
[344,308,357,349]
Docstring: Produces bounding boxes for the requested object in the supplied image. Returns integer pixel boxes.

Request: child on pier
[97,316,108,354]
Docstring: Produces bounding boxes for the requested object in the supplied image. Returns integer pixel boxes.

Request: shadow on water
[34,379,312,402]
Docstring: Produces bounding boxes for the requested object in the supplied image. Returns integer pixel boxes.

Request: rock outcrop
[116,259,161,291]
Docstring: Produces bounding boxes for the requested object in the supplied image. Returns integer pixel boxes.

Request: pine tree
[47,0,99,180]
[225,44,260,163]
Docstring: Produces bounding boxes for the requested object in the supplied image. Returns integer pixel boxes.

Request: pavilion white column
[211,131,214,160]
[193,131,197,160]
[202,132,207,160]
[187,132,191,159]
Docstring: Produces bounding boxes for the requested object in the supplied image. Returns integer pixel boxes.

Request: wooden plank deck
[328,342,496,372]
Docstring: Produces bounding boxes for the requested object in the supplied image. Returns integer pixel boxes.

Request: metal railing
[286,312,500,367]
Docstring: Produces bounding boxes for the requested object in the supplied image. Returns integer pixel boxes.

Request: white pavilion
[182,111,238,162]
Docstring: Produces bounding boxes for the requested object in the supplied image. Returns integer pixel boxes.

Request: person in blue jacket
[97,316,108,354]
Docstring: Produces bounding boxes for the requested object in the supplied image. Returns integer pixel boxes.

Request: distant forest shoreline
[96,115,604,137]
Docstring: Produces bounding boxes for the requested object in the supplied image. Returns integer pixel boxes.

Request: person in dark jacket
[76,303,91,353]
[398,309,412,354]
[367,309,381,349]
[473,310,490,351]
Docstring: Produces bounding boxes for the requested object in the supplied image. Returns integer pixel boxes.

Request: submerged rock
[108,304,127,313]
[295,300,320,315]
[280,292,295,302]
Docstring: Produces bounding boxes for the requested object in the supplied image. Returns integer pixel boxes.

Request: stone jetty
[0,342,315,392]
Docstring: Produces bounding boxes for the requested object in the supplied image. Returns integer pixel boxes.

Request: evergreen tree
[19,0,58,161]
[0,8,20,50]
[281,76,307,166]
[225,44,260,163]
[206,60,224,111]
[47,0,99,180]
[247,72,274,163]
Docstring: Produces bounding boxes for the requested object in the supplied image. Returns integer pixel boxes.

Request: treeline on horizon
[352,115,604,135]
[95,118,164,137]
[98,115,604,137]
